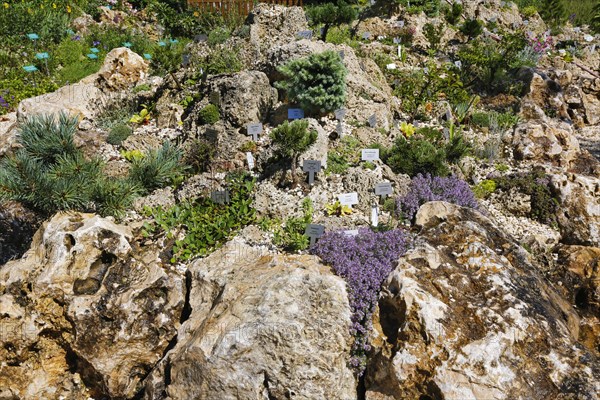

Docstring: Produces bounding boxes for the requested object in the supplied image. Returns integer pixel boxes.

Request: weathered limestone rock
[96,47,149,91]
[0,213,185,399]
[550,173,600,247]
[143,239,356,400]
[366,202,600,399]
[203,70,278,128]
[0,111,17,157]
[509,120,580,167]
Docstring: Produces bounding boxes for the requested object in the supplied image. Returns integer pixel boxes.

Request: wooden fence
[187,0,303,16]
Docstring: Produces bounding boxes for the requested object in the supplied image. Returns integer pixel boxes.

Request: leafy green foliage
[306,1,357,41]
[107,123,133,146]
[591,1,600,34]
[325,200,353,216]
[460,19,483,40]
[272,198,314,252]
[473,179,497,199]
[92,176,140,218]
[198,104,220,125]
[493,170,560,225]
[276,50,347,115]
[207,26,231,46]
[199,47,243,75]
[143,172,256,262]
[382,136,449,177]
[423,22,443,52]
[129,142,187,194]
[540,0,566,28]
[183,138,216,173]
[326,135,361,175]
[396,0,440,16]
[270,119,317,184]
[444,2,463,25]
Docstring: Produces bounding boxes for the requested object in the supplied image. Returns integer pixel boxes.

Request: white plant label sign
[246,123,263,141]
[334,108,346,121]
[246,152,255,170]
[361,149,380,161]
[338,192,358,206]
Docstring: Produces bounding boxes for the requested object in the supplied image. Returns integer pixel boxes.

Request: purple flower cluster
[311,228,412,374]
[527,31,554,54]
[0,95,9,109]
[397,173,478,221]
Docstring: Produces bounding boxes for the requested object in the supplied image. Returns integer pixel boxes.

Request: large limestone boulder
[0,213,185,399]
[202,70,278,128]
[366,202,600,399]
[551,173,600,247]
[508,120,581,167]
[143,239,357,400]
[96,47,149,91]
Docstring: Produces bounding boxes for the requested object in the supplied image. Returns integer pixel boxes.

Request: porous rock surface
[366,202,600,400]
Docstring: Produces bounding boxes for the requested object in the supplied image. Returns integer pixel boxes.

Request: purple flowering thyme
[396,173,478,221]
[311,228,412,374]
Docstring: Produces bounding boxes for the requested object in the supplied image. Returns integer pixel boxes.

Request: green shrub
[460,19,483,40]
[142,171,256,262]
[306,1,357,41]
[0,113,132,217]
[133,83,151,93]
[382,136,449,177]
[183,138,216,173]
[272,198,314,251]
[129,142,187,193]
[444,2,463,25]
[92,177,140,218]
[591,1,600,34]
[270,119,317,185]
[325,135,361,175]
[200,47,243,75]
[397,0,440,16]
[151,41,188,89]
[473,179,497,199]
[493,170,560,225]
[521,5,539,17]
[107,123,133,146]
[198,104,220,125]
[276,50,347,115]
[207,26,231,46]
[540,0,566,28]
[423,22,443,52]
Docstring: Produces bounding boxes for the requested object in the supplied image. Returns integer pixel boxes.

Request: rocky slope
[1,1,599,399]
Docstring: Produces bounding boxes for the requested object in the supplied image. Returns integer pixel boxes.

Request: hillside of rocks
[0,1,599,399]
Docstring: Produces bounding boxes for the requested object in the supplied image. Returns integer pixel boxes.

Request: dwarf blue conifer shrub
[311,228,412,374]
[276,50,347,114]
[396,173,478,222]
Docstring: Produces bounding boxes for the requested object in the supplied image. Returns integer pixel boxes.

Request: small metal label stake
[288,108,304,120]
[302,160,322,185]
[334,108,346,121]
[296,30,313,39]
[361,149,380,161]
[375,182,393,200]
[305,224,325,246]
[246,123,263,141]
[368,114,377,128]
[210,190,230,204]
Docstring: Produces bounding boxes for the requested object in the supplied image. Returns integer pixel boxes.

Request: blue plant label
[288,108,304,120]
[246,123,263,141]
[66,29,75,35]
[27,33,39,40]
[210,190,230,204]
[90,47,100,53]
[334,108,346,121]
[338,192,358,206]
[375,182,393,196]
[158,41,166,46]
[361,149,379,161]
[302,160,321,173]
[296,30,313,39]
[305,224,325,238]
[123,42,132,48]
[368,114,377,128]
[23,65,38,72]
[87,53,98,59]
[144,53,152,60]
[35,52,49,59]
[170,39,179,44]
